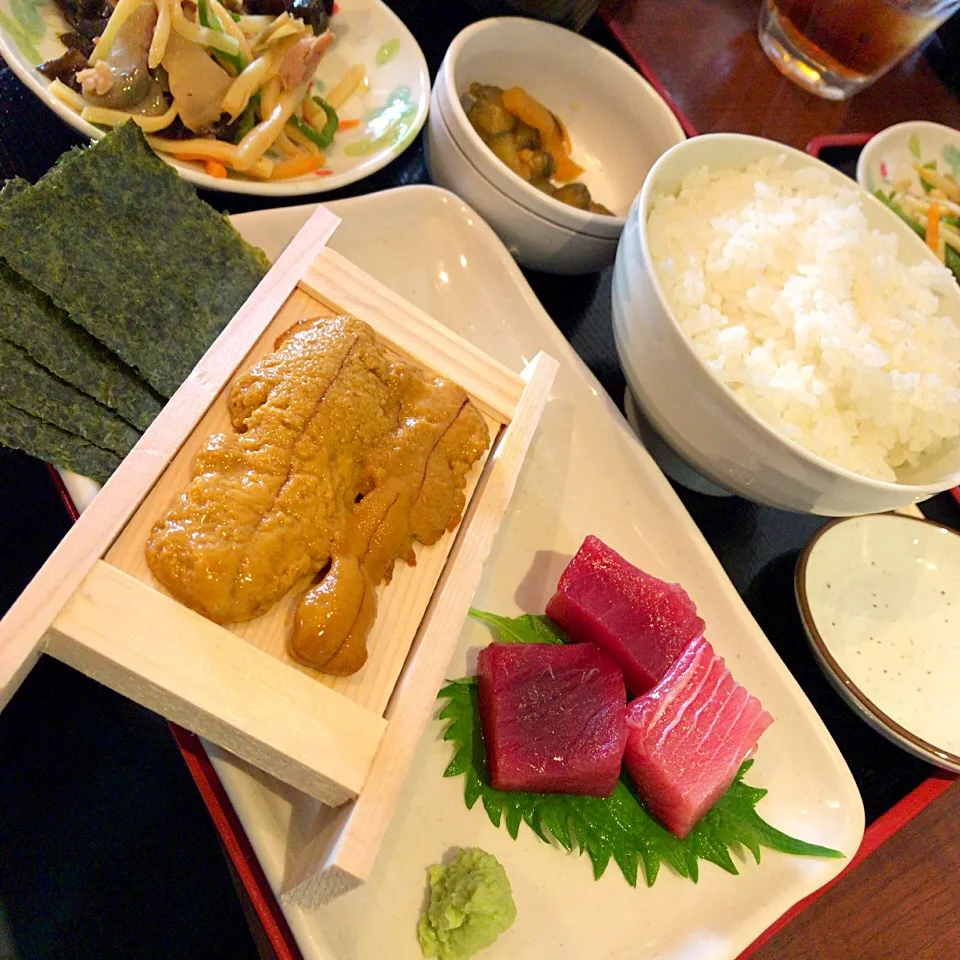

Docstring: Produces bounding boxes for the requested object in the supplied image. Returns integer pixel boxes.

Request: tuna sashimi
[546,536,705,695]
[623,635,773,838]
[477,642,627,798]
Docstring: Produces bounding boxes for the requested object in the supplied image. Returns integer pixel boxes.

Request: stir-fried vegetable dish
[876,162,960,283]
[37,0,362,179]
[465,83,613,216]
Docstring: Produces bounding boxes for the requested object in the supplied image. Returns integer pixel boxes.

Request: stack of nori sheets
[0,123,269,484]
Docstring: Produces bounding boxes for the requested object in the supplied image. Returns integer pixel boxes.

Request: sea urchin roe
[290,363,489,675]
[146,313,488,676]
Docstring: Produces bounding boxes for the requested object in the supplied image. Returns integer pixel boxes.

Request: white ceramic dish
[425,93,619,274]
[0,0,429,196]
[612,133,960,516]
[426,16,684,272]
[857,120,960,202]
[62,186,862,960]
[797,513,960,773]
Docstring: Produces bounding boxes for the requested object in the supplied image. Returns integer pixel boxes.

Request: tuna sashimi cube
[477,642,627,798]
[546,536,706,695]
[623,635,773,838]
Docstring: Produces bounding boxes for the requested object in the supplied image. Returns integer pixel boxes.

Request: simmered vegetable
[524,149,555,181]
[78,1,157,110]
[513,121,539,150]
[486,132,523,177]
[468,98,516,140]
[553,182,591,210]
[465,82,614,216]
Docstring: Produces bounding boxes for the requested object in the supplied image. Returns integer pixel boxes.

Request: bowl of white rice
[612,133,960,516]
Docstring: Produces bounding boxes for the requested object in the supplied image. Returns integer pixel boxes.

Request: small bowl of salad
[858,120,960,284]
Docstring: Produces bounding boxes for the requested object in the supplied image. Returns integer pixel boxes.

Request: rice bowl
[647,156,960,483]
[612,133,960,516]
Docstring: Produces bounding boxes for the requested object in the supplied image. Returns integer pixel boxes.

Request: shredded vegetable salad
[39,0,365,179]
[876,161,960,283]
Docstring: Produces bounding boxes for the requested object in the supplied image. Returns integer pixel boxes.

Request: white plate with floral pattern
[0,0,429,194]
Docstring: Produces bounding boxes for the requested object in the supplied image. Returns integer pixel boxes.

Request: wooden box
[0,206,557,900]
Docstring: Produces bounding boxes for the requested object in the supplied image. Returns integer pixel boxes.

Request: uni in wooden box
[0,205,557,899]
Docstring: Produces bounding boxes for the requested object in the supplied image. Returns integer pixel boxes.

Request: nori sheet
[0,398,120,484]
[0,123,270,397]
[0,339,140,457]
[0,181,164,431]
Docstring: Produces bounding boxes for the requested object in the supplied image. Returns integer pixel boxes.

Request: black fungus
[37,48,89,89]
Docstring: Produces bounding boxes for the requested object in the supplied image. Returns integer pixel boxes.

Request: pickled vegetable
[465,80,612,216]
[553,182,591,210]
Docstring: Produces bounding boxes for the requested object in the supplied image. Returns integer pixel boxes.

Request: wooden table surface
[599,1,960,956]
[603,0,960,147]
[749,780,960,959]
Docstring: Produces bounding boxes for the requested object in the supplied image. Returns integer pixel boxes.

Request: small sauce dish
[796,512,960,772]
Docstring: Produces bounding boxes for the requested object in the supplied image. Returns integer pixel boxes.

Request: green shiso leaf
[0,399,120,484]
[439,611,845,887]
[467,609,567,645]
[0,340,140,457]
[0,123,270,397]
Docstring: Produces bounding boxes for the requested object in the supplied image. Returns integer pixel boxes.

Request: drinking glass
[758,0,960,100]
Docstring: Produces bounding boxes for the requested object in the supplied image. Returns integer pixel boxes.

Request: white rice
[647,156,960,482]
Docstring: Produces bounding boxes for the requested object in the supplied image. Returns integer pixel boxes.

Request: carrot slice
[204,159,228,179]
[502,87,560,148]
[501,86,583,181]
[271,152,325,179]
[553,154,585,183]
[338,118,361,130]
[927,202,941,255]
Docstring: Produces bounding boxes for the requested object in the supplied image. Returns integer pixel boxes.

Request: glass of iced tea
[759,0,960,99]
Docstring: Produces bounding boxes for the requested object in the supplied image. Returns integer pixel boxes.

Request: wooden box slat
[300,249,523,424]
[48,561,384,806]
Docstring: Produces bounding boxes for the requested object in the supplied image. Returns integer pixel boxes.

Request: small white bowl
[426,16,685,272]
[611,133,960,516]
[797,513,960,772]
[426,89,618,273]
[857,120,960,200]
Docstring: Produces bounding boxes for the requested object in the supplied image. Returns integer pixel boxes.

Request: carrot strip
[501,86,583,181]
[338,118,360,130]
[270,152,325,179]
[315,168,333,175]
[927,202,941,254]
[204,159,229,178]
[553,154,584,183]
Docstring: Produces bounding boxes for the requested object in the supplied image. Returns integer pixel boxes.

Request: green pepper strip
[945,245,960,284]
[198,0,247,75]
[311,96,339,147]
[234,94,259,143]
[288,115,330,151]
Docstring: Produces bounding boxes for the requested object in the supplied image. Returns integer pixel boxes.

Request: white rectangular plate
[65,184,864,960]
